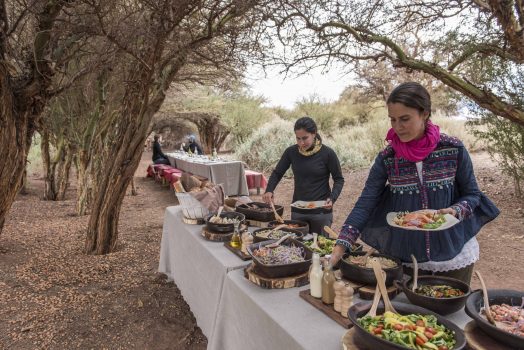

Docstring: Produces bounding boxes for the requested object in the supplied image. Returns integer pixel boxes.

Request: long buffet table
[166,153,249,196]
[159,205,472,350]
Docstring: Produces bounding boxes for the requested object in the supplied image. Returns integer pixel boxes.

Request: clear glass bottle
[212,147,218,159]
[309,253,323,298]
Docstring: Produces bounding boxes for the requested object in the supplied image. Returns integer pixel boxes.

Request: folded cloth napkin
[189,184,225,213]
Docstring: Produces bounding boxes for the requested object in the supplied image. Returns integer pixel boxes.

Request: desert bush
[235,119,295,174]
[468,114,524,196]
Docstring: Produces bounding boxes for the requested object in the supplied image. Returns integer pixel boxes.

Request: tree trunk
[0,65,34,235]
[57,150,73,200]
[85,77,158,254]
[130,177,137,196]
[76,150,91,215]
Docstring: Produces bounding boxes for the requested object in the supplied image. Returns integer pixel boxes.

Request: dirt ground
[0,150,523,349]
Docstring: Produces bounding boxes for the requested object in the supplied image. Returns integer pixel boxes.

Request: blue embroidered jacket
[337,134,500,263]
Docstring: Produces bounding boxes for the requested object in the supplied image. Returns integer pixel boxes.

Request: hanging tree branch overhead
[260,0,524,125]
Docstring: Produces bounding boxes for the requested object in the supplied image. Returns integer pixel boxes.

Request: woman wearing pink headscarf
[329,82,499,284]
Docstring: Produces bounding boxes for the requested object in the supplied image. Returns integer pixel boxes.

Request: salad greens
[358,311,456,350]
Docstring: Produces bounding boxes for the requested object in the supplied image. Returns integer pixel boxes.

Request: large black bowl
[339,251,402,286]
[236,202,284,222]
[267,219,309,234]
[465,289,524,349]
[205,212,245,233]
[247,238,312,278]
[252,227,304,243]
[348,301,467,350]
[395,276,471,315]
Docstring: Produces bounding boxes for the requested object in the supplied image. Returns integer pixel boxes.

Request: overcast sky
[245,65,352,109]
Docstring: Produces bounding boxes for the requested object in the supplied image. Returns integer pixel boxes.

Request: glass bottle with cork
[321,262,336,304]
[230,220,241,248]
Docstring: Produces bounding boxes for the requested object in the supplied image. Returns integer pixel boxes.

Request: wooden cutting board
[341,327,372,350]
[244,264,309,289]
[464,321,515,350]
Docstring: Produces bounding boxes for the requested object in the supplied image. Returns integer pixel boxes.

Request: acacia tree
[80,0,263,254]
[261,0,523,125]
[0,1,90,233]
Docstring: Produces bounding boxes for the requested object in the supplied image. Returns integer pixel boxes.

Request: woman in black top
[152,135,171,165]
[262,117,345,235]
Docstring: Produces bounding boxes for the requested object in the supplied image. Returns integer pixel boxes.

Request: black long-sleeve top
[265,144,345,214]
[152,141,167,161]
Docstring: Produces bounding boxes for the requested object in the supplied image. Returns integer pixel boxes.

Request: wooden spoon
[270,201,285,223]
[371,259,398,314]
[411,254,418,292]
[365,283,382,317]
[310,232,320,250]
[214,206,224,220]
[323,225,339,240]
[266,233,292,248]
[476,271,496,325]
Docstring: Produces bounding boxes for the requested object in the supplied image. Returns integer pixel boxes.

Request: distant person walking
[152,135,170,165]
[183,134,203,155]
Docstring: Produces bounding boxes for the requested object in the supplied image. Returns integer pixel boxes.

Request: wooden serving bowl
[395,275,471,315]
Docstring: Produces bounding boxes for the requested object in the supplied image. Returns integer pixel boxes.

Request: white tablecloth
[167,154,249,196]
[210,268,345,350]
[210,270,472,350]
[159,205,472,349]
[158,206,250,338]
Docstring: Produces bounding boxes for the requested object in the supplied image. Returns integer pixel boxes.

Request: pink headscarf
[386,121,440,162]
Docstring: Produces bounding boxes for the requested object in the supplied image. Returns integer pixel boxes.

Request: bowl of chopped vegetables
[252,227,304,243]
[247,238,313,278]
[395,276,471,315]
[339,252,403,286]
[348,301,466,350]
[465,289,524,349]
[205,212,245,233]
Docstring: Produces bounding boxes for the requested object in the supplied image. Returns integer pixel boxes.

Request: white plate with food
[291,200,327,209]
[386,210,459,231]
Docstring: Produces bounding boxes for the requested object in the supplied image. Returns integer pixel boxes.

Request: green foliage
[174,86,270,146]
[469,115,524,196]
[235,119,295,173]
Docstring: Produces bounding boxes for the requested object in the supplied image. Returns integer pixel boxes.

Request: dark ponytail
[294,116,322,141]
[387,82,432,117]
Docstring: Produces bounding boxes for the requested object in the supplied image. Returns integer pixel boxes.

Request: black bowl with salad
[395,276,471,315]
[348,301,466,350]
[252,227,304,243]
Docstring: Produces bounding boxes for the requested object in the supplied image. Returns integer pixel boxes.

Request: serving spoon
[310,232,320,250]
[323,225,339,240]
[270,201,285,224]
[266,233,292,249]
[411,254,418,292]
[213,206,224,220]
[476,271,496,325]
[371,259,398,314]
